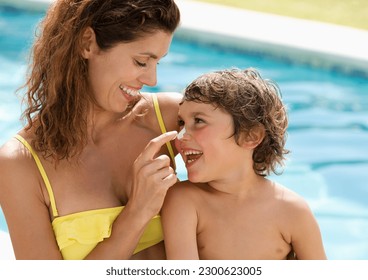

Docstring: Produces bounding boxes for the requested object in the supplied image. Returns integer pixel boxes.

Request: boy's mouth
[183,150,203,164]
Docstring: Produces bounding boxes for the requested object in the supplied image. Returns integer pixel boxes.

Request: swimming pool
[1,4,368,260]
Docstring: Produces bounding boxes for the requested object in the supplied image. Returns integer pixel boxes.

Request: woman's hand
[128,131,178,219]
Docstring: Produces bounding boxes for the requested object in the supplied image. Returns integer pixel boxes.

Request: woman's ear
[240,126,265,149]
[81,27,97,59]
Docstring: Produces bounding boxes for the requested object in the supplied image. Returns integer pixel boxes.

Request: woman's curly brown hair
[182,68,290,176]
[20,0,180,161]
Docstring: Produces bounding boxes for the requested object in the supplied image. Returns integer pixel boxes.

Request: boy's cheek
[174,138,181,153]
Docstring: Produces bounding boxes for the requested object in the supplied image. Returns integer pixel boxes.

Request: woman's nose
[139,65,157,87]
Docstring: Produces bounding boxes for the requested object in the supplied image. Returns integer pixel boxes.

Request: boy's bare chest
[196,201,291,259]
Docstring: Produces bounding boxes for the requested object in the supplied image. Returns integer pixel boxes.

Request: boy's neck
[206,171,267,199]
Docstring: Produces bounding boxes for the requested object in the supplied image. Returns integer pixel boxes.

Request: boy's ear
[80,27,97,59]
[240,126,265,149]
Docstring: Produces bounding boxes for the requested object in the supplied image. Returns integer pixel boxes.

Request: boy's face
[176,101,249,183]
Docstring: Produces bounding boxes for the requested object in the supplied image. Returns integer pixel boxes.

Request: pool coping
[174,1,368,77]
[2,0,368,76]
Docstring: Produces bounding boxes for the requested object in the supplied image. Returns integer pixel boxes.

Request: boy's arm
[287,197,327,260]
[161,182,199,259]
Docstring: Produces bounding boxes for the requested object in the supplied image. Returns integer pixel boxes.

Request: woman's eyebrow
[137,52,168,59]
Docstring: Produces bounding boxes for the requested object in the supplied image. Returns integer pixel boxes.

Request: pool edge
[1,0,368,76]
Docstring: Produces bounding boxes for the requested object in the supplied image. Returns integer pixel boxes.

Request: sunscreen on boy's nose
[177,127,186,140]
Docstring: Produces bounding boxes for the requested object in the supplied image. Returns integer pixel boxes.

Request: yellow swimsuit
[15,94,175,260]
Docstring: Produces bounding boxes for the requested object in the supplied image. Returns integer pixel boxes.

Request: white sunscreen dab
[177,127,186,140]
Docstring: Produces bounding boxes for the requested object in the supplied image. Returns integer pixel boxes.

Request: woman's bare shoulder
[134,92,181,131]
[149,92,183,130]
[140,91,182,109]
[0,136,28,166]
[154,91,183,107]
[0,135,39,192]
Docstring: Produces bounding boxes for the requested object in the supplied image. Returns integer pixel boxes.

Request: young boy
[162,68,327,260]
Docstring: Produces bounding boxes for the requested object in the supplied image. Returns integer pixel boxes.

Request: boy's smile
[176,101,246,183]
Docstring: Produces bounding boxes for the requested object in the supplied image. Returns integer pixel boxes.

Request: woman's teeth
[119,85,139,97]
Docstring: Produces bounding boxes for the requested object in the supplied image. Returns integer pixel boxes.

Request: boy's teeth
[184,150,202,155]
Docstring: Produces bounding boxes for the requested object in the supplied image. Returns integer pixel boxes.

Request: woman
[0,0,181,259]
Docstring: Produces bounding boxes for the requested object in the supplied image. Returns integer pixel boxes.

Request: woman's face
[85,30,173,113]
[175,101,247,183]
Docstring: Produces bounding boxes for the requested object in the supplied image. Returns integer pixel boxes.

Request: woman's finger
[135,131,177,166]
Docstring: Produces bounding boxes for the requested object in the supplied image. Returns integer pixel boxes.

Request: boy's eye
[194,117,204,124]
[177,119,185,127]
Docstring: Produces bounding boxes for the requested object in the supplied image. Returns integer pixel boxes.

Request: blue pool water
[1,5,368,260]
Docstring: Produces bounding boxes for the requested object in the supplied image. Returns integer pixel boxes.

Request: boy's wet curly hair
[182,68,289,176]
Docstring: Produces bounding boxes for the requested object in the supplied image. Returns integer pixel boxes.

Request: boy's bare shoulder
[169,180,205,193]
[271,181,323,250]
[272,182,313,218]
[166,180,207,202]
[275,182,309,205]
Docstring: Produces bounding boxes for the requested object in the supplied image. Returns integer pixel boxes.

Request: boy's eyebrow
[179,111,212,118]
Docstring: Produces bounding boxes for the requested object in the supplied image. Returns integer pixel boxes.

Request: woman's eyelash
[135,60,147,67]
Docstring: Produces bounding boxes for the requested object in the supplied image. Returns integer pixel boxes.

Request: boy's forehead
[179,100,213,110]
[179,100,223,115]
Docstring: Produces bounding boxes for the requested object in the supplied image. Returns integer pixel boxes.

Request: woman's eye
[135,60,147,67]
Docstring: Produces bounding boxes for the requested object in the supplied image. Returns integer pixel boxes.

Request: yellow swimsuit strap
[151,94,176,169]
[14,134,59,217]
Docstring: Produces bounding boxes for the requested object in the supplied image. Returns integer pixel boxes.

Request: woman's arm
[0,132,178,259]
[162,182,199,259]
[0,140,62,259]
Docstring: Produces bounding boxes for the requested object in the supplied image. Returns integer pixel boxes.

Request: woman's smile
[119,84,141,102]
